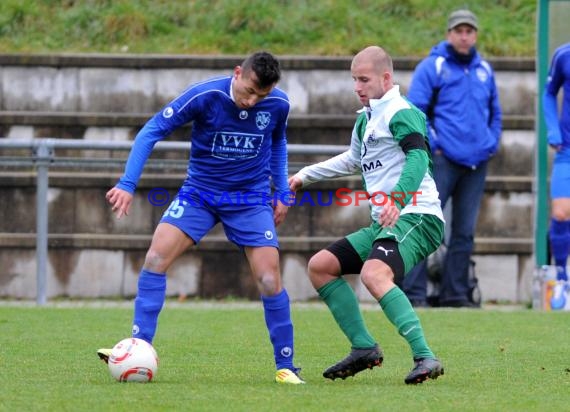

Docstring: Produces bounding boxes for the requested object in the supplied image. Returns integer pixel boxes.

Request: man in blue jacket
[402,9,502,307]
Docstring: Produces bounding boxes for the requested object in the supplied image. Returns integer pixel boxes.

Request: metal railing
[0,138,348,305]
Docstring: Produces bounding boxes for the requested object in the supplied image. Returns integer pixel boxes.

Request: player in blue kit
[97,51,304,384]
[543,43,570,308]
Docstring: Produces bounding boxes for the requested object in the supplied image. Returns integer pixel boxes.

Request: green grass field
[0,0,535,56]
[1,301,569,411]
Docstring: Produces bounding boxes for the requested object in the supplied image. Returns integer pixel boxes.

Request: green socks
[379,286,434,359]
[319,279,435,359]
[318,278,376,349]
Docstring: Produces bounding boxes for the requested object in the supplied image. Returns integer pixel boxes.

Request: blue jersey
[544,43,570,162]
[117,75,290,196]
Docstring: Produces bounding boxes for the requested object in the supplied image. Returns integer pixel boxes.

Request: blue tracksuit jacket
[407,41,502,168]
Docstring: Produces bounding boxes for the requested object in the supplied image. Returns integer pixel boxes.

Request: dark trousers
[403,153,488,304]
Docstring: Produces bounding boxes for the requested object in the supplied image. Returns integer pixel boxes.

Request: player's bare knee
[308,254,328,283]
[256,272,279,295]
[551,199,570,221]
[360,270,376,289]
[552,209,570,221]
[361,267,392,290]
[310,250,336,272]
[144,249,169,273]
[307,255,319,275]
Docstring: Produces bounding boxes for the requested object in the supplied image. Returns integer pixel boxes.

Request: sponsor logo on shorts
[376,246,394,256]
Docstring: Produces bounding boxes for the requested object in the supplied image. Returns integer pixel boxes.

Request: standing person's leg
[549,210,570,281]
[363,246,434,361]
[549,162,570,281]
[97,222,195,363]
[129,191,219,344]
[439,161,487,306]
[414,152,454,306]
[548,162,570,308]
[98,191,216,363]
[245,245,303,383]
[548,212,570,309]
[227,201,303,384]
[308,232,382,380]
[133,223,195,343]
[402,261,429,307]
[362,214,444,384]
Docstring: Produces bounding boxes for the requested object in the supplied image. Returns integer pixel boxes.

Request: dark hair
[241,51,281,88]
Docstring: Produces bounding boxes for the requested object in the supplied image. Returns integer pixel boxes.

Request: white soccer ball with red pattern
[108,338,158,383]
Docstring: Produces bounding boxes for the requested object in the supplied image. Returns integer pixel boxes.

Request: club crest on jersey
[366,131,381,147]
[256,112,271,130]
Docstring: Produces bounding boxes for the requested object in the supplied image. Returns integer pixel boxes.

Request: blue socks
[549,218,570,281]
[132,270,166,344]
[262,289,295,370]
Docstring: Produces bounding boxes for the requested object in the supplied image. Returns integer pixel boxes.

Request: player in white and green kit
[289,46,445,384]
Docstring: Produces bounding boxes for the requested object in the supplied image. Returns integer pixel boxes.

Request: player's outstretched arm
[106,187,134,219]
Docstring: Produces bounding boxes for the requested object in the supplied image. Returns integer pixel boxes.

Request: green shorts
[345,213,444,275]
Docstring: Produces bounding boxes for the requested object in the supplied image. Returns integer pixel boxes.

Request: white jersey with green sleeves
[297,85,444,224]
[354,86,443,223]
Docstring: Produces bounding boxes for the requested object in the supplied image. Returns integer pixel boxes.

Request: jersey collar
[229,76,236,103]
[368,85,400,111]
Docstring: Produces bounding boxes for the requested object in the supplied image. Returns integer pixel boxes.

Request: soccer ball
[108,338,159,383]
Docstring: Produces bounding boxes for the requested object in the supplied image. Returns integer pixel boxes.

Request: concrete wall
[0,56,535,116]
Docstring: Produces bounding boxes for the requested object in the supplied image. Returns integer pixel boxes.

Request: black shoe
[426,295,440,307]
[440,300,480,308]
[404,358,444,384]
[323,344,383,380]
[409,299,429,308]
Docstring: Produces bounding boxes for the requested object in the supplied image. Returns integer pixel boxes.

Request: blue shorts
[159,189,279,248]
[551,161,570,199]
